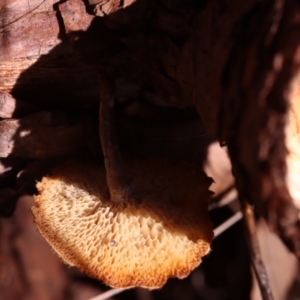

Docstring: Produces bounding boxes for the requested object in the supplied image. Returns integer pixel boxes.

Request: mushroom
[31,77,213,289]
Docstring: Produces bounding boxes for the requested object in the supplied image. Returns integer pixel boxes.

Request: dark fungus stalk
[99,75,133,204]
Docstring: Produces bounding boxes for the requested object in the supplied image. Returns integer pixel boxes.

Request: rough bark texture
[220,0,300,255]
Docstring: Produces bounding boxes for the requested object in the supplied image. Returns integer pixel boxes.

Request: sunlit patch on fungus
[32,158,213,289]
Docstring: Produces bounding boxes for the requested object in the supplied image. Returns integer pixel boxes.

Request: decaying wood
[1,0,256,113]
[220,0,300,256]
[59,0,94,33]
[0,0,61,92]
[0,112,83,159]
[87,0,136,17]
[0,91,17,118]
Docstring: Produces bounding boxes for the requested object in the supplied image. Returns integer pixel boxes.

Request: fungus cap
[32,159,213,289]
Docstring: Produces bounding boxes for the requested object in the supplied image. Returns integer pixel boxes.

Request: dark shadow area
[3,0,216,213]
[149,214,251,300]
[0,0,252,299]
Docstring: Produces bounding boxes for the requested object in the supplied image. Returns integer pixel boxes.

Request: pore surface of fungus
[32,158,213,289]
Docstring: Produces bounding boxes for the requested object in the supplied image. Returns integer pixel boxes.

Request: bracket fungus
[32,158,213,289]
[31,79,213,289]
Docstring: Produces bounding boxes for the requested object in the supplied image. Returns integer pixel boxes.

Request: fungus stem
[99,76,132,203]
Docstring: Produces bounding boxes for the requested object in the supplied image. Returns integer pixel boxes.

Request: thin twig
[209,189,238,210]
[214,211,243,237]
[88,288,126,300]
[241,201,274,300]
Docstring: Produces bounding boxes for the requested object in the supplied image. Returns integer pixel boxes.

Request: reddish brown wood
[0,112,83,159]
